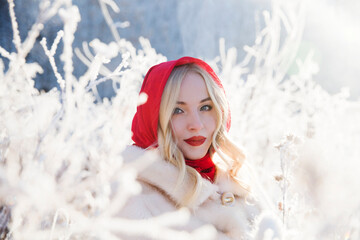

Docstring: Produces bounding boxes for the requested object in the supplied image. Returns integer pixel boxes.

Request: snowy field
[1,0,360,239]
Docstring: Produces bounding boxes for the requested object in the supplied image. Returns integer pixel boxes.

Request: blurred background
[1,0,359,99]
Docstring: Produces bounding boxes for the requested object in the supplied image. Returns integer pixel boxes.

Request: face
[170,71,217,160]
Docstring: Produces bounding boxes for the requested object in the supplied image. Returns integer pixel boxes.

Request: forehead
[177,71,209,101]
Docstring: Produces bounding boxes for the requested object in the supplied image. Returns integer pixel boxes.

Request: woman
[119,57,281,240]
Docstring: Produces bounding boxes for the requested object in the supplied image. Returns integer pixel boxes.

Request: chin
[184,149,207,160]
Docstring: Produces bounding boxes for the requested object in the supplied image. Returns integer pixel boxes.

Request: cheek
[170,117,184,140]
[204,113,217,133]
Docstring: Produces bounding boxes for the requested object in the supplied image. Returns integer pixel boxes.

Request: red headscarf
[131,56,230,149]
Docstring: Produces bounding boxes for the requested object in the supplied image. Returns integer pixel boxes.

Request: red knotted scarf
[185,152,216,183]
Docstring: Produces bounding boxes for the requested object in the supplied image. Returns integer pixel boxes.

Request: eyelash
[173,107,184,115]
[173,105,212,115]
[200,105,212,111]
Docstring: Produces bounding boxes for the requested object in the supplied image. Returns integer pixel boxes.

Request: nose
[187,111,204,132]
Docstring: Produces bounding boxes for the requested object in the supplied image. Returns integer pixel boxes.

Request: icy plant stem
[278,142,288,224]
[0,47,12,60]
[49,208,69,240]
[98,0,121,42]
[58,5,80,123]
[8,0,22,54]
[40,31,65,92]
[275,135,301,226]
[22,0,66,58]
[281,153,287,224]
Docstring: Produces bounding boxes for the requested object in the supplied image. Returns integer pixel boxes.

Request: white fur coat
[116,145,282,240]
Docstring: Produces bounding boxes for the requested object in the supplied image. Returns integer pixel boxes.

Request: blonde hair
[158,64,249,207]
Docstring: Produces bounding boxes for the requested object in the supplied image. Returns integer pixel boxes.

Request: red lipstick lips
[184,136,206,146]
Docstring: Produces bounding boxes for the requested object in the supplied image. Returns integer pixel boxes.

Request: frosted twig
[4,0,38,89]
[274,134,302,225]
[84,52,129,91]
[275,2,306,84]
[59,6,80,89]
[278,6,292,34]
[113,52,130,73]
[0,59,4,81]
[74,47,92,66]
[114,21,130,29]
[40,31,65,91]
[22,23,44,59]
[75,42,115,77]
[82,41,95,62]
[98,0,121,42]
[49,208,70,240]
[7,0,22,54]
[78,55,105,102]
[102,0,120,13]
[0,47,13,60]
[39,0,65,22]
[50,30,64,56]
[11,0,66,59]
[85,71,125,92]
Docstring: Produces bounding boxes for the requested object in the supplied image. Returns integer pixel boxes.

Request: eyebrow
[176,97,211,105]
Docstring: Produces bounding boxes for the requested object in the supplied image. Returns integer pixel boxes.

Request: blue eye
[200,105,212,111]
[173,107,184,115]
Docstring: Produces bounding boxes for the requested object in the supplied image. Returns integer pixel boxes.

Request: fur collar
[122,145,248,209]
